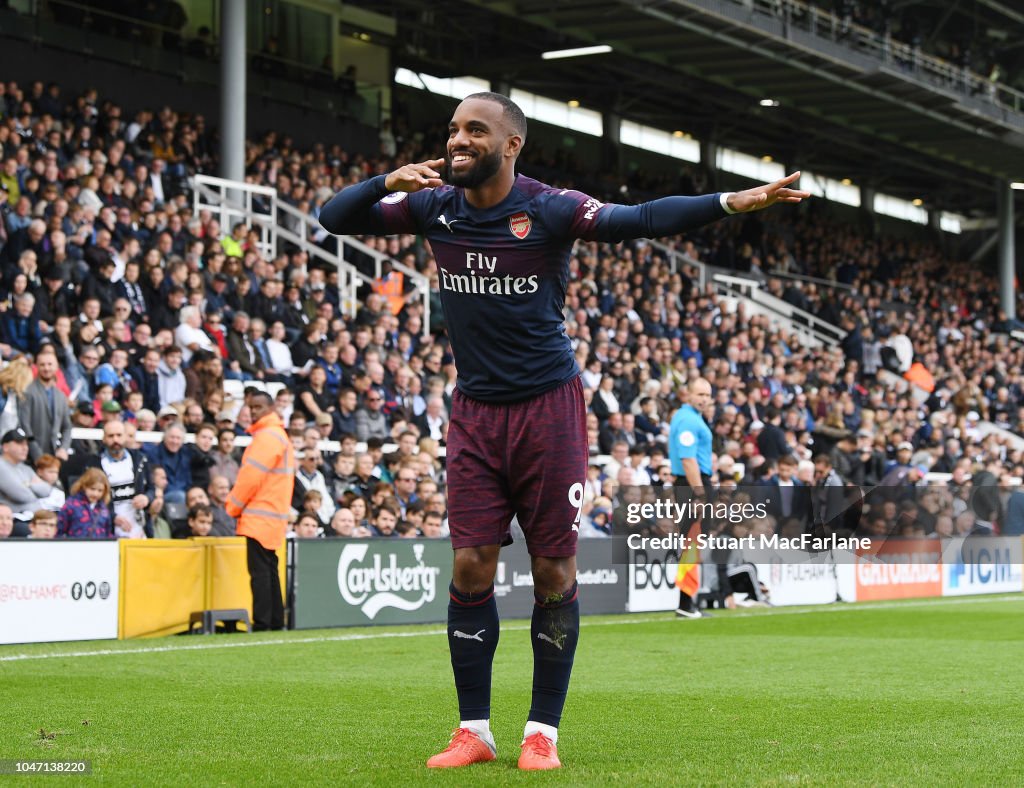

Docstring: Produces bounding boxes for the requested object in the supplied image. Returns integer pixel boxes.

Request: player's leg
[428,546,504,768]
[507,377,587,770]
[427,393,511,769]
[519,553,578,770]
[448,547,500,729]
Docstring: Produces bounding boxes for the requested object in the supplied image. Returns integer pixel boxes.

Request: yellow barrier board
[119,538,288,639]
[119,540,205,639]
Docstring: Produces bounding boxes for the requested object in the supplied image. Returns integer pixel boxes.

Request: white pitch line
[1,595,1021,663]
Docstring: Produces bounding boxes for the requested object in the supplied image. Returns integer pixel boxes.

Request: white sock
[460,719,493,746]
[523,721,558,744]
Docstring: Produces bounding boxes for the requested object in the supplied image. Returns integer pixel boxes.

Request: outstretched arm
[318,158,445,235]
[584,172,810,242]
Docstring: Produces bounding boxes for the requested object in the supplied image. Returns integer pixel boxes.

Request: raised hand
[384,158,446,193]
[728,171,810,213]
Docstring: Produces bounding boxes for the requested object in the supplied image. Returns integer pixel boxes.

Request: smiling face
[445,96,522,189]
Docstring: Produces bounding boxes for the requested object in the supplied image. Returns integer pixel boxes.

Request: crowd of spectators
[0,75,1022,548]
[754,0,1020,94]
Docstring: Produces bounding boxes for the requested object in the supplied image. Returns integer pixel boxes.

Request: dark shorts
[446,376,587,557]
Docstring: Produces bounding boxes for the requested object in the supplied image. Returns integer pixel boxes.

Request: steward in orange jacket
[226,409,295,551]
[372,262,405,316]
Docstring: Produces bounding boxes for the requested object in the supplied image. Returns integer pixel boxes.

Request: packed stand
[0,77,1020,548]
[0,78,448,542]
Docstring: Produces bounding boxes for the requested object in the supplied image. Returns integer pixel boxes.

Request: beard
[444,147,503,188]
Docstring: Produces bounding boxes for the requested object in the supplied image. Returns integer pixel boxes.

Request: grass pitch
[2,594,1022,786]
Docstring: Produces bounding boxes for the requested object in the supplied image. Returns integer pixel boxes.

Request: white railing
[769,269,856,293]
[193,175,277,262]
[646,238,710,288]
[193,175,431,339]
[712,273,846,348]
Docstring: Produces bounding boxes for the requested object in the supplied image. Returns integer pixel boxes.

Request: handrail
[645,238,710,289]
[712,273,845,348]
[193,176,277,264]
[768,269,856,293]
[193,175,432,339]
[276,198,432,337]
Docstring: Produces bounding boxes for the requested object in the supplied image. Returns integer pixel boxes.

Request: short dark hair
[463,92,527,141]
[188,504,213,520]
[248,391,273,409]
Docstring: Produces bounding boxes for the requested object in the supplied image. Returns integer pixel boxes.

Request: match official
[669,378,713,618]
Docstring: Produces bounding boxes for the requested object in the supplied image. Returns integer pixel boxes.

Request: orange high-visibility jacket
[904,362,935,393]
[372,271,405,316]
[226,412,295,550]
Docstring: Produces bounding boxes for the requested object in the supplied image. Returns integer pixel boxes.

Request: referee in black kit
[668,378,714,618]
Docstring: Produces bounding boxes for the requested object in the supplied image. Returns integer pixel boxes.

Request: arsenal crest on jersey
[509,211,532,239]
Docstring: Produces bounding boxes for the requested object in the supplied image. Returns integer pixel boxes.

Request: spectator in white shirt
[175,306,215,365]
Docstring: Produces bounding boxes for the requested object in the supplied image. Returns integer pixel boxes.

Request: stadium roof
[357,0,1024,218]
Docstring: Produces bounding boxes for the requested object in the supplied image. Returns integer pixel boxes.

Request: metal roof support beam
[998,181,1017,320]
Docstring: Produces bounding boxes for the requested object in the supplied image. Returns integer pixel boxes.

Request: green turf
[2,594,1021,786]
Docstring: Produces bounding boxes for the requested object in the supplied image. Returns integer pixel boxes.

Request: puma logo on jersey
[437,214,462,232]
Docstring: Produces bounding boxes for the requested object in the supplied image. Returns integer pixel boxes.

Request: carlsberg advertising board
[293,539,452,628]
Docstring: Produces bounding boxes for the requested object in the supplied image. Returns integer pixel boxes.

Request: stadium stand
[0,46,1020,544]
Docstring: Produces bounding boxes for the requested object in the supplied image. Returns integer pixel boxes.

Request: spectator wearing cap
[156,405,180,427]
[205,272,232,315]
[885,441,915,477]
[100,400,123,424]
[69,402,102,457]
[314,412,333,442]
[21,349,71,462]
[0,428,53,519]
[37,265,76,328]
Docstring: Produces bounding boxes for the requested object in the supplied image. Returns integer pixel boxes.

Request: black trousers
[246,536,284,631]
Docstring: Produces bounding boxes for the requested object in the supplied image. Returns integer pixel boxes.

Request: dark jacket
[130,365,161,413]
[187,444,216,490]
[226,329,264,378]
[2,312,42,354]
[143,442,191,494]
